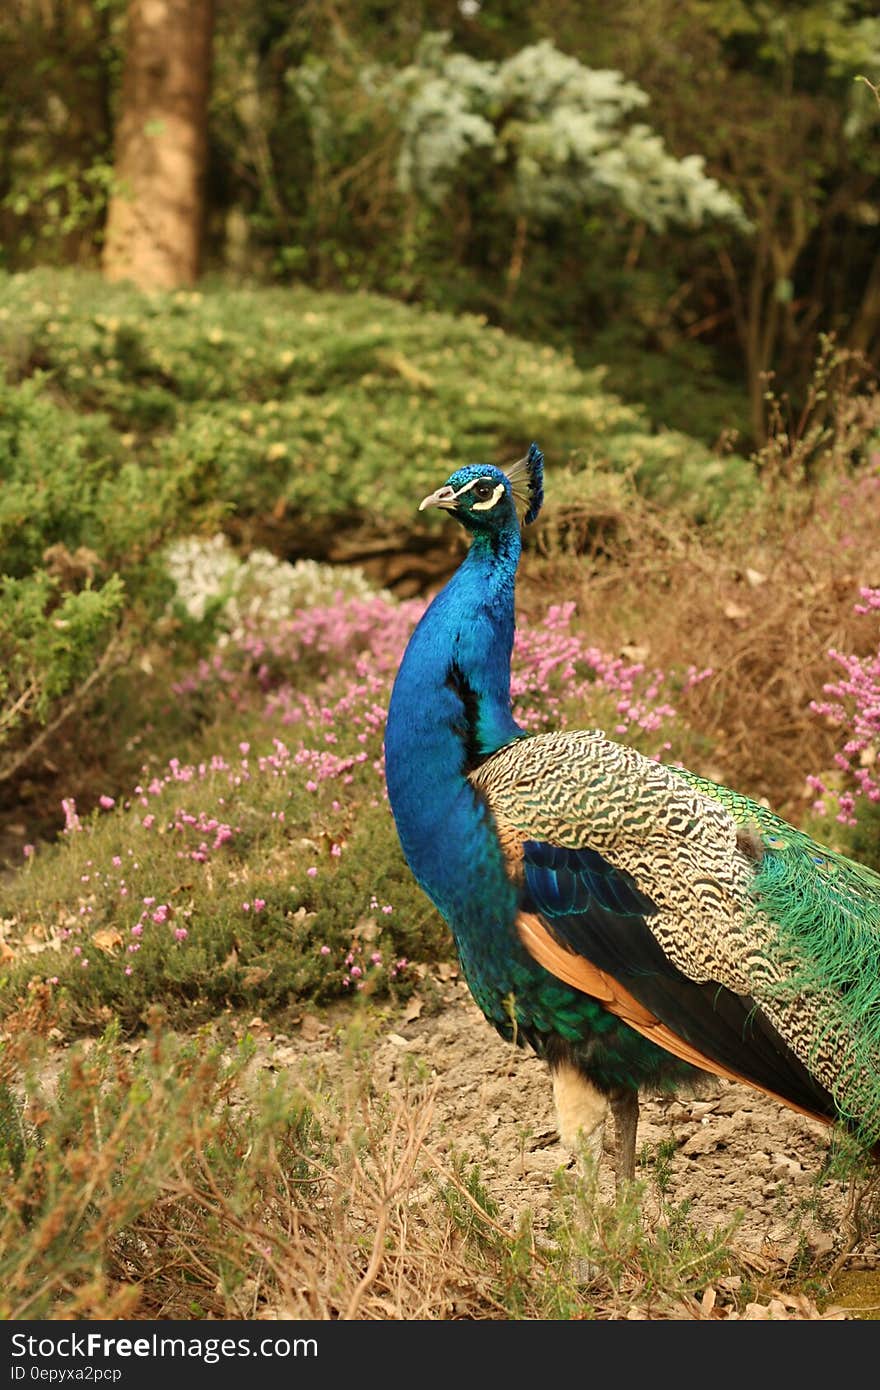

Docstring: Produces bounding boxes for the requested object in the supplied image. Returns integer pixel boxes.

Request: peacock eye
[473,479,494,500]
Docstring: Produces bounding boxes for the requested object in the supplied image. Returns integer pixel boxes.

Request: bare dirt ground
[242,966,880,1318]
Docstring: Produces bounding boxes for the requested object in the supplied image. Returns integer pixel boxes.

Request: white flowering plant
[164,534,387,641]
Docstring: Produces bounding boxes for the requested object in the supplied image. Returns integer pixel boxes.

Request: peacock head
[418,442,544,535]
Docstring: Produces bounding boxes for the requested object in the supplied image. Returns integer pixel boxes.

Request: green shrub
[0,269,751,533]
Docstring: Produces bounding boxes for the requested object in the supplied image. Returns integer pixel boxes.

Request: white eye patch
[471,482,506,511]
[450,475,493,499]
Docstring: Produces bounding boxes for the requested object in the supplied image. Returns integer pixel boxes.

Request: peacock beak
[419,485,458,512]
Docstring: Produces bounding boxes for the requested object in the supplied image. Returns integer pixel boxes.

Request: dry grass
[0,1014,866,1322]
[522,467,880,826]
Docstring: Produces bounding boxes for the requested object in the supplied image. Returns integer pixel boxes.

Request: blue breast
[384,553,695,1081]
[384,540,544,1026]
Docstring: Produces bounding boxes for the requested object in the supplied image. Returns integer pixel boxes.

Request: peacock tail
[676,766,880,1147]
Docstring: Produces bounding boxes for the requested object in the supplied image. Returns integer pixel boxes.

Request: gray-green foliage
[384,34,751,233]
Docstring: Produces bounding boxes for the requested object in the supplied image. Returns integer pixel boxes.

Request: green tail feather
[749,845,880,1146]
[677,768,880,1147]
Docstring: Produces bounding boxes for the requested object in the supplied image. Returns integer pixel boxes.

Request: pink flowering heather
[809,587,880,825]
[42,588,699,992]
[512,602,678,740]
[172,593,685,788]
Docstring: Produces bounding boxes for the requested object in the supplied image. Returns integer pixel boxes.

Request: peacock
[384,442,880,1185]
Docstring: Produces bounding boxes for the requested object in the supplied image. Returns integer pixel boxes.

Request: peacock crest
[502,440,544,525]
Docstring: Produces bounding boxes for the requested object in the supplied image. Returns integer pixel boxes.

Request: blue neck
[385,525,525,921]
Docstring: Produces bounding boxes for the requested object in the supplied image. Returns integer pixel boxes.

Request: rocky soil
[244,966,880,1318]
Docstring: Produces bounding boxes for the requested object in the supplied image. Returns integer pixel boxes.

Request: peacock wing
[470,729,880,1142]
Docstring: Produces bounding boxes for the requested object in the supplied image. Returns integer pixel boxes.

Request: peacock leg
[608,1087,639,1186]
[551,1063,609,1283]
[551,1062,608,1172]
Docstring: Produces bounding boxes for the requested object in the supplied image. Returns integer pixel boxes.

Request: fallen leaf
[299,1013,325,1041]
[352,914,379,944]
[724,601,748,621]
[744,567,767,587]
[91,928,123,955]
[742,1302,771,1319]
[241,967,270,989]
[809,1232,835,1258]
[288,906,316,927]
[620,643,651,663]
[403,995,423,1022]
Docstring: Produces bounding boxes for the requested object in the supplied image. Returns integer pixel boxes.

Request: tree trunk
[103,0,214,290]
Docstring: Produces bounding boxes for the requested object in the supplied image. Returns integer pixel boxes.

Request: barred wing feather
[470,728,880,1146]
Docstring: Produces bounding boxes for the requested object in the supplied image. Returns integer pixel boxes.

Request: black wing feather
[521,840,838,1121]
